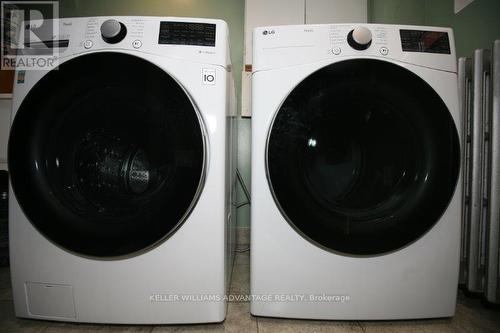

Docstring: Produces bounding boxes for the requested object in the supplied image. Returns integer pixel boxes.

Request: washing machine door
[267,59,460,255]
[8,52,206,258]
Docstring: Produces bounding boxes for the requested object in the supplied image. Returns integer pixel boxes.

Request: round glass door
[8,52,206,257]
[267,59,460,255]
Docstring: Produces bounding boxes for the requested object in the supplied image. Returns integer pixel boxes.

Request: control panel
[78,17,220,52]
[253,23,456,73]
[28,17,230,69]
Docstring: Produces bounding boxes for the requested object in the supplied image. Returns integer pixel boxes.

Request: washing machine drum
[8,52,205,257]
[267,59,460,256]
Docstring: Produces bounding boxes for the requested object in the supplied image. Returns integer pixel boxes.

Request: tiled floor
[1,252,499,332]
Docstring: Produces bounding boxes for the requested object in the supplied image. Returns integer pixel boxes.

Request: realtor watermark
[1,1,59,70]
[150,294,351,303]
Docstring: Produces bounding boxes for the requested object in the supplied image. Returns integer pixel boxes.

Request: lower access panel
[26,282,76,319]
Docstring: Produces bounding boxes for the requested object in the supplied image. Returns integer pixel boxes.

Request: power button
[332,46,342,55]
[83,40,93,49]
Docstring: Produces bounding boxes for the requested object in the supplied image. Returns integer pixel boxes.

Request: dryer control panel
[253,23,457,73]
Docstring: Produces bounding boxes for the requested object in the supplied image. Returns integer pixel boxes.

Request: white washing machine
[251,24,461,320]
[9,16,237,324]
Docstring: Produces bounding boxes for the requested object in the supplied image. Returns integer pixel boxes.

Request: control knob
[101,19,127,44]
[347,26,372,50]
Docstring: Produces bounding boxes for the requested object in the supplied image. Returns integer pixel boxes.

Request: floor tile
[224,302,258,333]
[229,263,249,299]
[453,301,500,333]
[0,300,48,333]
[233,253,249,267]
[257,317,363,333]
[152,324,223,333]
[0,285,13,301]
[101,326,153,332]
[235,228,250,251]
[152,302,257,333]
[360,319,465,333]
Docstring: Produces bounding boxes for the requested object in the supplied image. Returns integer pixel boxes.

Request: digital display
[400,30,450,54]
[159,22,216,47]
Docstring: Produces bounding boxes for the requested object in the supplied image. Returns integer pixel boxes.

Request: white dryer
[9,16,237,324]
[251,24,461,320]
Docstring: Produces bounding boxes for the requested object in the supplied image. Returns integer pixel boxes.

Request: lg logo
[262,29,275,36]
[202,68,216,85]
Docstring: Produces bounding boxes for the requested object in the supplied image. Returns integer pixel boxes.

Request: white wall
[305,0,367,24]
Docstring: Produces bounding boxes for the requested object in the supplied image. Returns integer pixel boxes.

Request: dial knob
[101,19,127,44]
[347,26,372,50]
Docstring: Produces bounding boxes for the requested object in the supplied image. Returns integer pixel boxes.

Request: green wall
[58,0,251,227]
[369,0,500,58]
[369,0,426,25]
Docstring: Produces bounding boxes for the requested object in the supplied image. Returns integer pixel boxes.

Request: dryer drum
[267,59,460,256]
[8,52,206,258]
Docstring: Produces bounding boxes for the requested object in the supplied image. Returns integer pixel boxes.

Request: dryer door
[9,52,206,258]
[267,59,460,255]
